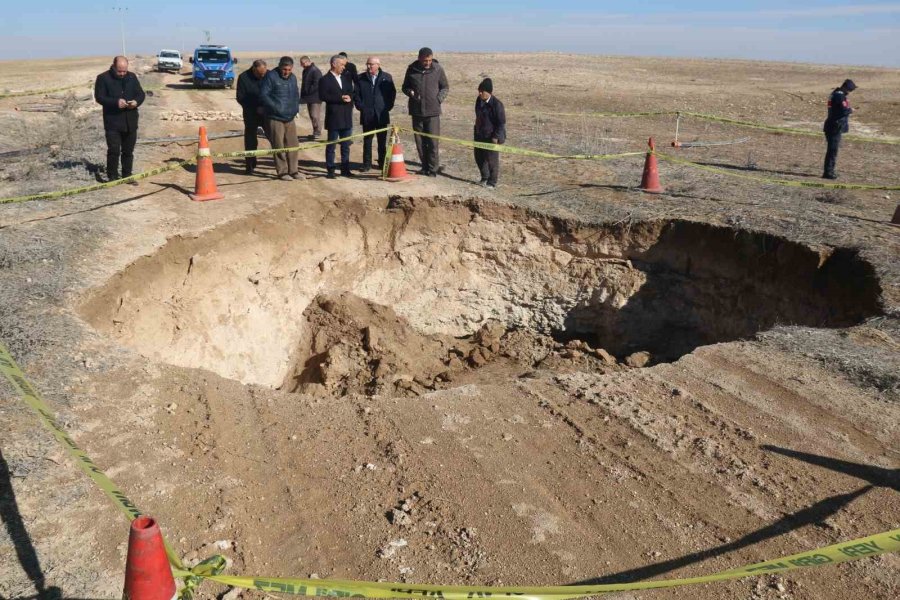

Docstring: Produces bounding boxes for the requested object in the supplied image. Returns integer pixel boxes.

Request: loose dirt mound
[285,292,624,397]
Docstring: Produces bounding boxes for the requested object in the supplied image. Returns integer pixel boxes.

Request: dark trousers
[362,125,388,169]
[474,138,500,185]
[824,130,842,177]
[105,128,137,179]
[243,111,268,170]
[326,128,352,170]
[411,115,440,172]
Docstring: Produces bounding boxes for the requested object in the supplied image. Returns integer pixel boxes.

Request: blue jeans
[326,128,352,168]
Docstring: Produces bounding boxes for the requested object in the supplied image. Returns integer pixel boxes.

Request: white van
[157,49,183,72]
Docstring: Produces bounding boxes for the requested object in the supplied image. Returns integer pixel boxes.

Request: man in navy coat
[355,56,396,171]
[319,55,357,178]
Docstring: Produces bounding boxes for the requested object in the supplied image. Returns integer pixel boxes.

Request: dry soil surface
[0,53,898,600]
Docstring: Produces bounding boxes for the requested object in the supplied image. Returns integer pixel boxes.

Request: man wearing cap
[402,47,449,176]
[260,56,303,181]
[236,59,269,174]
[355,56,396,172]
[473,78,506,188]
[822,79,857,180]
[94,56,145,183]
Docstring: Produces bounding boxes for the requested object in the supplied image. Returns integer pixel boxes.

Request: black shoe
[822,173,837,180]
[359,166,370,173]
[341,169,354,178]
[326,168,336,179]
[417,168,431,176]
[426,171,437,178]
[245,166,254,175]
[477,178,488,187]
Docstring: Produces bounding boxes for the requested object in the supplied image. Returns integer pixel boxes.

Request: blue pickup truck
[189,45,238,88]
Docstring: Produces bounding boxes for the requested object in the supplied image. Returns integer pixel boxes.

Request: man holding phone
[94,56,145,183]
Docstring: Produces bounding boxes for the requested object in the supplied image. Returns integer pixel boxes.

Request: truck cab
[189,45,238,89]
[157,49,183,72]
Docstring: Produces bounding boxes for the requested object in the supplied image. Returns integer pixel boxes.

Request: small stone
[365,463,377,471]
[164,403,178,414]
[468,349,487,367]
[390,508,411,526]
[592,348,617,365]
[222,587,243,600]
[625,351,651,368]
[446,357,464,371]
[215,539,232,550]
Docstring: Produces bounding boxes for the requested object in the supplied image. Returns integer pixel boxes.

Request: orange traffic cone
[189,126,224,202]
[385,130,414,182]
[123,516,177,600]
[892,204,900,226]
[639,137,663,194]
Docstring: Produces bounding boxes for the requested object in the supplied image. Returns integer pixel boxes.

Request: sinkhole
[79,196,883,396]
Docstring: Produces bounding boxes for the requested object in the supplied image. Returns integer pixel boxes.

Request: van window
[196,49,230,62]
[160,51,180,58]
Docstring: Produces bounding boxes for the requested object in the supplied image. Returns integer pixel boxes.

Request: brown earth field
[0,51,898,600]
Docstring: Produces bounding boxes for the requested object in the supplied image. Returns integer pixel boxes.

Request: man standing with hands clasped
[94,56,145,184]
[260,56,303,181]
[355,56,395,172]
[402,47,449,176]
[473,78,506,188]
[319,54,357,179]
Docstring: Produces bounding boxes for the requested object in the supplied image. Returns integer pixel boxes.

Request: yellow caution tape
[0,159,197,205]
[212,127,391,160]
[399,128,644,160]
[656,151,900,191]
[506,106,900,146]
[0,81,91,99]
[678,112,900,146]
[2,340,899,597]
[0,128,390,205]
[174,528,900,598]
[0,341,185,570]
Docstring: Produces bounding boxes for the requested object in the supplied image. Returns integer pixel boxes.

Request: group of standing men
[234,47,502,182]
[97,53,854,188]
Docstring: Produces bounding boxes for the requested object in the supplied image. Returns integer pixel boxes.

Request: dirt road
[0,53,898,600]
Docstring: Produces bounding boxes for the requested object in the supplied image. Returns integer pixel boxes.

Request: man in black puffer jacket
[94,56,145,182]
[473,78,506,188]
[260,56,303,180]
[402,47,449,176]
[236,59,269,174]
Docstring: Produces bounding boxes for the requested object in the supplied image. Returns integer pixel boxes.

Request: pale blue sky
[2,1,899,66]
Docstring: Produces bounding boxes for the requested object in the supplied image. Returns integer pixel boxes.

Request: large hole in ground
[79,196,883,395]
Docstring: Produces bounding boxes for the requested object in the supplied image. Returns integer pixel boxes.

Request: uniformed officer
[822,79,857,180]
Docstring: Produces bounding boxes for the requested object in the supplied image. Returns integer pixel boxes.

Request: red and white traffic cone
[639,137,663,194]
[385,129,414,182]
[122,516,177,600]
[189,126,224,202]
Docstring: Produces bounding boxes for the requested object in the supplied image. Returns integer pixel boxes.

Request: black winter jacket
[355,70,396,128]
[236,68,265,115]
[824,88,852,134]
[259,69,300,122]
[474,95,506,143]
[300,63,323,104]
[319,71,357,131]
[94,68,145,132]
[401,59,449,118]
